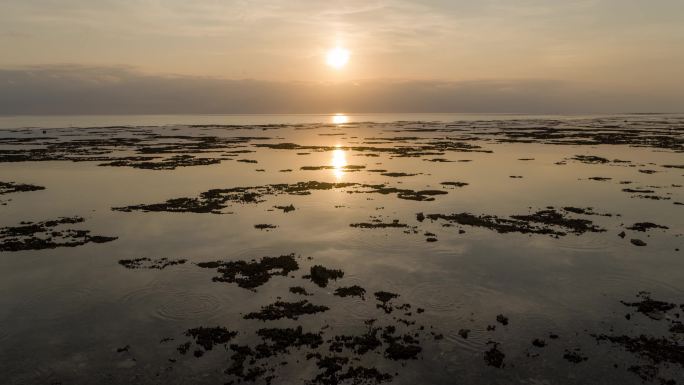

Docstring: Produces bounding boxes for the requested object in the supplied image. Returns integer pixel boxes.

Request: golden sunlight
[326,47,350,69]
[332,113,349,124]
[331,147,347,179]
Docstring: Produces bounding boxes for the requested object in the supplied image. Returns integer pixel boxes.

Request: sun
[326,47,350,69]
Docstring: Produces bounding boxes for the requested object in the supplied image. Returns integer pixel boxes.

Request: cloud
[0,65,681,115]
[3,1,683,85]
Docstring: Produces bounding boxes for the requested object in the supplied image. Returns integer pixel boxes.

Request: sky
[1,0,683,114]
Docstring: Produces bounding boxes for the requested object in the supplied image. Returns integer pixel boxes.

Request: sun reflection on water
[332,114,349,124]
[331,147,347,179]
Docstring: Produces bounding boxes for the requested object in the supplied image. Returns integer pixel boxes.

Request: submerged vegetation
[1,117,682,384]
[0,217,117,252]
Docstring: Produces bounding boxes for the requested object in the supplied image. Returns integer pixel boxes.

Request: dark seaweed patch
[620,292,676,320]
[0,181,45,195]
[626,222,669,232]
[112,181,345,213]
[184,327,238,353]
[113,181,452,214]
[584,292,683,383]
[114,196,227,214]
[496,314,509,325]
[484,342,505,368]
[197,254,298,290]
[118,257,187,269]
[440,181,468,187]
[594,335,682,366]
[289,286,312,296]
[254,224,277,230]
[570,155,610,164]
[304,265,344,288]
[588,177,612,181]
[218,305,428,384]
[627,364,660,382]
[329,325,382,355]
[374,291,399,314]
[357,185,448,202]
[632,194,671,201]
[112,181,357,213]
[669,322,684,334]
[623,188,655,194]
[256,139,491,158]
[510,209,605,234]
[0,217,117,252]
[0,133,265,168]
[562,207,613,217]
[350,220,408,229]
[380,172,417,177]
[301,165,365,171]
[630,239,647,246]
[334,285,366,299]
[563,349,588,363]
[487,120,664,148]
[256,326,323,356]
[244,300,329,321]
[274,204,295,213]
[100,155,223,170]
[426,207,604,237]
[86,252,448,384]
[309,357,393,385]
[384,341,422,360]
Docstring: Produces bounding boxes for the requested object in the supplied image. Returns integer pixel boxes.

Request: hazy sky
[1,0,683,114]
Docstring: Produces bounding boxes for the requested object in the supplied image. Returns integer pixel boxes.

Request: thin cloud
[0,65,681,114]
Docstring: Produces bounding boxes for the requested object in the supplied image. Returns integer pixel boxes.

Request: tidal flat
[0,114,682,384]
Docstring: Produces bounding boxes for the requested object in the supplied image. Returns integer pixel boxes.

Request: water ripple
[154,291,223,321]
[17,284,104,322]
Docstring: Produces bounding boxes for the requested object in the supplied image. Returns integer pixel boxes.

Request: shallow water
[1,114,682,384]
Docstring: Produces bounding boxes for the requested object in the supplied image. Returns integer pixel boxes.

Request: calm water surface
[0,114,682,384]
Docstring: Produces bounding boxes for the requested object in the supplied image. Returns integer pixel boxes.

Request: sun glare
[326,47,350,69]
[332,114,349,124]
[331,147,347,179]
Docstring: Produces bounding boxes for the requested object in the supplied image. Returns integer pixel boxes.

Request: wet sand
[0,114,682,384]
